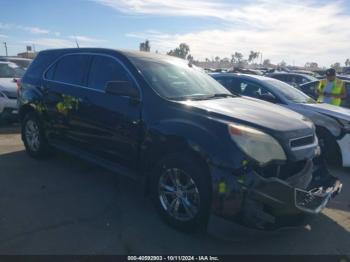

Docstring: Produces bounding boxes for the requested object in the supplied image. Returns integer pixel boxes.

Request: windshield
[304,75,318,82]
[129,56,232,100]
[265,78,315,103]
[0,63,25,78]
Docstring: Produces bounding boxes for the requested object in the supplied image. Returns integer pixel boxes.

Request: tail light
[16,78,22,96]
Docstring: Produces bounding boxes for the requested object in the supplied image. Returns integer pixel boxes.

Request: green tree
[139,40,150,52]
[167,43,190,59]
[278,60,287,67]
[187,54,194,63]
[331,62,341,72]
[248,51,259,64]
[345,59,350,67]
[263,59,271,66]
[234,52,243,63]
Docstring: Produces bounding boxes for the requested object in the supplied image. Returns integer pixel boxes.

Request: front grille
[257,160,307,180]
[290,135,315,148]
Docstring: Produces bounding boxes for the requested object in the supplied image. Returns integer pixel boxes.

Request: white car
[0,61,25,122]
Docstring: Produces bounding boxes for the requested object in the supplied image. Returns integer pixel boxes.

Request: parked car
[338,75,350,81]
[211,73,350,167]
[0,61,24,122]
[266,72,318,87]
[0,57,32,69]
[290,70,320,78]
[299,80,350,108]
[18,48,341,231]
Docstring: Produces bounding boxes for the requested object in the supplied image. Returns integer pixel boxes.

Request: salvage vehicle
[18,48,341,231]
[266,72,318,87]
[0,61,24,123]
[211,73,350,167]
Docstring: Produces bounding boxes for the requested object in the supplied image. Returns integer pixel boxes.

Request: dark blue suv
[18,48,341,231]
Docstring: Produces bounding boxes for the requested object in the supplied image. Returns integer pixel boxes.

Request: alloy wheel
[158,168,200,221]
[25,120,40,152]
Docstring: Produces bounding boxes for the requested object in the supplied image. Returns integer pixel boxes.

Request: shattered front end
[212,142,342,230]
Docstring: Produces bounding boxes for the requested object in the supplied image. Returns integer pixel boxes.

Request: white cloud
[22,26,50,34]
[0,22,12,29]
[97,0,350,66]
[0,34,8,38]
[95,0,228,18]
[23,38,75,48]
[69,35,107,43]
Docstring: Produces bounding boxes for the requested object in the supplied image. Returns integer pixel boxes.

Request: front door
[74,54,142,168]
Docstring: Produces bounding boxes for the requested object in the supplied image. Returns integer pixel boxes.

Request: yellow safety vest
[317,78,344,106]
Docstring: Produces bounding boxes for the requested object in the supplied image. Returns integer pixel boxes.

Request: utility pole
[3,42,8,56]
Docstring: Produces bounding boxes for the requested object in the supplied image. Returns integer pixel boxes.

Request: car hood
[0,78,18,98]
[300,102,350,122]
[179,97,313,133]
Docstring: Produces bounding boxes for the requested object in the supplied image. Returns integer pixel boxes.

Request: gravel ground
[0,124,349,255]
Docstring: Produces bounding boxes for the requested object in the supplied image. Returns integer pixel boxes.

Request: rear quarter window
[22,51,65,85]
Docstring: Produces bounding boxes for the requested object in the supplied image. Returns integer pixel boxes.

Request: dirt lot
[0,124,349,255]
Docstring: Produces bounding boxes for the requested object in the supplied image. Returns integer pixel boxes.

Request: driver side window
[240,81,276,102]
[240,81,262,98]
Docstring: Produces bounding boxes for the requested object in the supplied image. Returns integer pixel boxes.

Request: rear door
[74,54,142,167]
[42,53,91,144]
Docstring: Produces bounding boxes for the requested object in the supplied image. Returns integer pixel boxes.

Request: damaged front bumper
[212,160,342,229]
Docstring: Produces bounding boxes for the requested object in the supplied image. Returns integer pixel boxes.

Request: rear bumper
[212,160,342,229]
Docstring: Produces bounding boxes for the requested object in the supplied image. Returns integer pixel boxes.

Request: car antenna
[74,35,80,48]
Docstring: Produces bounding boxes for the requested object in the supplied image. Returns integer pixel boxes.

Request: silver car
[0,61,24,122]
[211,73,350,167]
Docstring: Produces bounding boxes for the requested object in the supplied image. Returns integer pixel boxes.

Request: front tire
[22,112,49,158]
[151,153,212,232]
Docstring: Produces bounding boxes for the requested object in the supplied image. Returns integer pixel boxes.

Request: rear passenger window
[53,54,90,86]
[88,56,130,91]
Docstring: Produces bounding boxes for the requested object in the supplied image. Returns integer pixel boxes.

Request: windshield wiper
[171,93,236,101]
[207,93,237,99]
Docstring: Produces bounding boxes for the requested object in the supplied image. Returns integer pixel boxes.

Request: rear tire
[22,112,49,159]
[151,153,212,232]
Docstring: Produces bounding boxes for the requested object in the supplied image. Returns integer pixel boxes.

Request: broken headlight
[228,123,286,165]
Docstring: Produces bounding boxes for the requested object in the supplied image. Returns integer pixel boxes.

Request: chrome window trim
[42,52,143,100]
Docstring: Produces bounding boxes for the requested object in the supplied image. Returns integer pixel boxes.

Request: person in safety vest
[317,68,347,106]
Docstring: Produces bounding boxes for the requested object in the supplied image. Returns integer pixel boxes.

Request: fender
[140,117,245,176]
[289,105,343,138]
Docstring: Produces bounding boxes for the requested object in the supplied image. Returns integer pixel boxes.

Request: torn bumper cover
[212,160,342,229]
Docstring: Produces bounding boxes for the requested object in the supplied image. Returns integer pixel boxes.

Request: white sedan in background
[0,61,25,123]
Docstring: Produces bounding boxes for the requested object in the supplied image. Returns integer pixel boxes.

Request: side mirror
[259,93,276,103]
[105,81,139,99]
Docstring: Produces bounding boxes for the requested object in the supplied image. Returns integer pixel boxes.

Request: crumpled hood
[300,102,350,122]
[0,78,18,98]
[179,97,313,133]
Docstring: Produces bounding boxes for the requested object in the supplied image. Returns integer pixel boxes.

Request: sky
[0,0,350,67]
